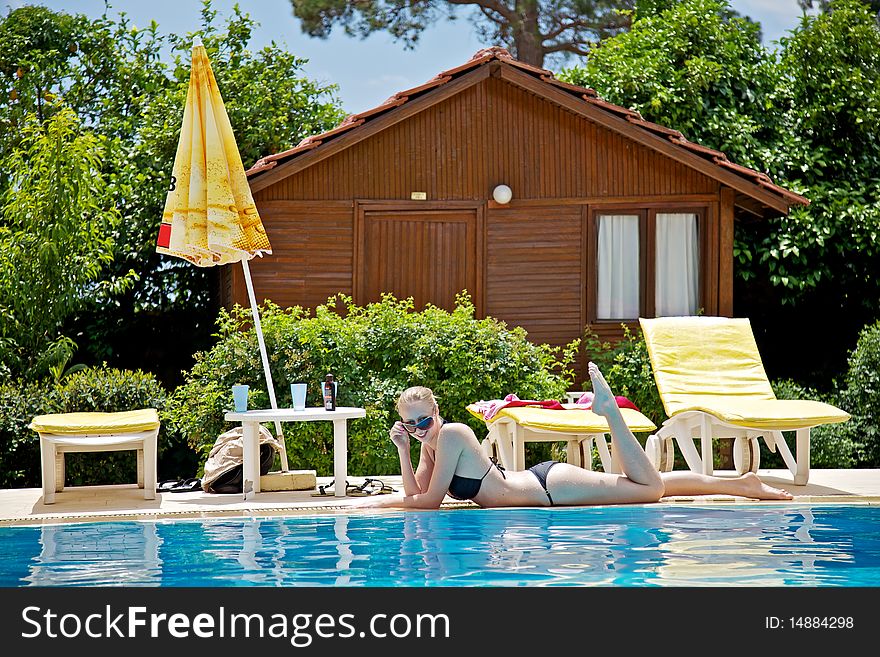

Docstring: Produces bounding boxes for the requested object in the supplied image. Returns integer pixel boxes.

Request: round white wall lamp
[492,184,512,204]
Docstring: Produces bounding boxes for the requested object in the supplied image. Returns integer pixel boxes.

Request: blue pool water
[1,504,879,586]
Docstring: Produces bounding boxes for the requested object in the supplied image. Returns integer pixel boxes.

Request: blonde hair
[396,386,438,413]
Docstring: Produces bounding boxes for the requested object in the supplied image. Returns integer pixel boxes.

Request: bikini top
[447,460,506,501]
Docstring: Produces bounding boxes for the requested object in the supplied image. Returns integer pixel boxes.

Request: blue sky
[9,1,810,116]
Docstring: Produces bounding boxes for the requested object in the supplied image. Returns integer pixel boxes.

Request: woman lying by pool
[354,362,793,509]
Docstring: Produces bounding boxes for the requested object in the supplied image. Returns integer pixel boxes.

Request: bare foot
[588,361,617,418]
[740,472,794,500]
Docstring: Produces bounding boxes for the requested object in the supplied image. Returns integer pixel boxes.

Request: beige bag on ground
[201,425,282,493]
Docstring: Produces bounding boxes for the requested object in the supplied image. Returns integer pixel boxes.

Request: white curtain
[655,212,698,316]
[597,214,640,319]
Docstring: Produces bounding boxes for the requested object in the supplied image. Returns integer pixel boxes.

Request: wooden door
[357,207,478,312]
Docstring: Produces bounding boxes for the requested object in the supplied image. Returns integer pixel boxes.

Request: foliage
[839,320,880,466]
[166,293,579,475]
[0,367,191,489]
[559,0,781,170]
[752,0,880,302]
[0,378,52,489]
[0,106,119,379]
[0,1,346,385]
[290,1,635,67]
[799,0,880,12]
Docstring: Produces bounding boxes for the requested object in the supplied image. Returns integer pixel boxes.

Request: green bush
[769,379,855,469]
[0,378,53,488]
[0,366,188,488]
[840,320,880,466]
[165,293,579,476]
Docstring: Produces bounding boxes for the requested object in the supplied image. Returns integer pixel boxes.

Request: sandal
[345,481,373,497]
[311,480,348,497]
[360,478,397,495]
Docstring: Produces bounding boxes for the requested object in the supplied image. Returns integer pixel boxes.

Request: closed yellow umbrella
[156,36,288,470]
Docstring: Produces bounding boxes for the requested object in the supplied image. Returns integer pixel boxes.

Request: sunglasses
[401,415,434,434]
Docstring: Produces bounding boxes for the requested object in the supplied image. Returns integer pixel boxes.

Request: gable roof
[246,47,807,216]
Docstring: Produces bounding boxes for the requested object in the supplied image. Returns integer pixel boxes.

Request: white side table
[224,406,367,497]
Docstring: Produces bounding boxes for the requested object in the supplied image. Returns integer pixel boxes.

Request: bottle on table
[323,374,336,411]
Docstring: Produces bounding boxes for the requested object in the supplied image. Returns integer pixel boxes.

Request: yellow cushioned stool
[466,403,657,472]
[29,409,160,504]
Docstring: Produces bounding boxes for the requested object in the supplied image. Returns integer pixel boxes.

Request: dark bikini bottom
[528,460,560,505]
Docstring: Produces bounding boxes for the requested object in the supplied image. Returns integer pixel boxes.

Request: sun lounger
[639,316,851,485]
[466,403,657,473]
[29,409,160,504]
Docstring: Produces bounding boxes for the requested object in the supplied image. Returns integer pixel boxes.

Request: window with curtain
[655,212,699,316]
[597,214,640,320]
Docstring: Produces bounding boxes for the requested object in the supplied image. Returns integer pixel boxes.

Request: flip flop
[168,477,202,493]
[157,479,182,493]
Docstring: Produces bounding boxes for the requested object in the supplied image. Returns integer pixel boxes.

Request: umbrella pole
[241,258,290,471]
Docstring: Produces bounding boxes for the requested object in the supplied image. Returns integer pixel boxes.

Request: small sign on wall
[410,192,427,200]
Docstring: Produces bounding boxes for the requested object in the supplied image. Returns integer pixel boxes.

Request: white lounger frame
[480,414,621,474]
[645,411,811,485]
[38,428,159,504]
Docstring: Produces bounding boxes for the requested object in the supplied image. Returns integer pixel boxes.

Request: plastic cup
[232,384,249,412]
[290,382,307,411]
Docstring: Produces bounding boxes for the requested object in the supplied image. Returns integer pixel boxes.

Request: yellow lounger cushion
[640,316,777,416]
[668,397,850,430]
[29,409,160,435]
[467,404,657,433]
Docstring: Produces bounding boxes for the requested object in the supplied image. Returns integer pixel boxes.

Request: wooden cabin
[228,47,807,378]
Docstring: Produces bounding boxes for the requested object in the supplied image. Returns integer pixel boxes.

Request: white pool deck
[1,468,879,526]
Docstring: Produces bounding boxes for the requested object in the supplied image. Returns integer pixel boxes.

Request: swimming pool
[2,504,878,586]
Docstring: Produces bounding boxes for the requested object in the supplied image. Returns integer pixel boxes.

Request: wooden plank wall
[485,205,583,348]
[255,77,717,202]
[234,200,355,310]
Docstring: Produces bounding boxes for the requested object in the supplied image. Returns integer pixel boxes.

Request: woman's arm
[355,428,464,509]
[391,421,423,497]
[413,442,434,493]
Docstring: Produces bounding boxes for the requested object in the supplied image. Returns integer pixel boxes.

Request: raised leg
[588,363,663,493]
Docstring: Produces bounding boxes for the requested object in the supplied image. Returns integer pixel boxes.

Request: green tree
[758,0,880,299]
[289,1,635,67]
[799,0,880,13]
[559,0,781,169]
[0,1,346,383]
[0,106,118,378]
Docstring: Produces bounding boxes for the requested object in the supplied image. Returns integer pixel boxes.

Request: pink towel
[473,393,639,421]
